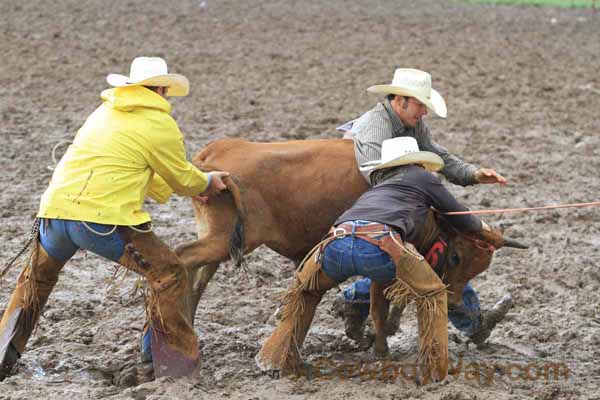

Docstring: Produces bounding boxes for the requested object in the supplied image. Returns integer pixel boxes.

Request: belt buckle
[332,227,347,237]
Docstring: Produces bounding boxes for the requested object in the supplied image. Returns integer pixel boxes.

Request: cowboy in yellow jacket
[0,57,228,381]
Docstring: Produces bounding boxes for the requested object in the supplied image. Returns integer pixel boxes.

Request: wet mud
[1,0,599,399]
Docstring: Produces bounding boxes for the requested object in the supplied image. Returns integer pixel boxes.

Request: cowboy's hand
[193,171,230,203]
[474,168,507,185]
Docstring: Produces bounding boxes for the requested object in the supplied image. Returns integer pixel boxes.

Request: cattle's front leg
[370,281,390,358]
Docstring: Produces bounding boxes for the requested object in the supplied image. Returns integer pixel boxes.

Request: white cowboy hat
[106,57,189,97]
[359,137,444,173]
[367,68,447,118]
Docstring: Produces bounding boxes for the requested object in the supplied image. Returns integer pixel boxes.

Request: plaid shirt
[349,99,478,186]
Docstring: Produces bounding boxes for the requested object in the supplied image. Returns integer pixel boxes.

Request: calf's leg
[369,281,390,357]
[175,237,231,323]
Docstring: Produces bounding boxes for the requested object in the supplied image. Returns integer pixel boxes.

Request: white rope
[129,223,153,233]
[47,140,73,171]
[81,221,153,235]
[81,221,117,236]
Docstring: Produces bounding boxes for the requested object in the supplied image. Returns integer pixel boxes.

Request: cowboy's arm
[415,123,478,186]
[425,173,483,232]
[145,121,209,197]
[146,173,174,204]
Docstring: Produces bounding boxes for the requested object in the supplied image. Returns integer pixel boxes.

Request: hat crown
[380,137,420,163]
[128,57,169,83]
[391,68,432,99]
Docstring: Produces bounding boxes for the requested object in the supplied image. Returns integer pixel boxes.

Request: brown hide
[190,138,368,261]
[177,138,503,309]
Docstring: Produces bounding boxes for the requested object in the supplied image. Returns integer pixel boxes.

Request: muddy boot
[332,291,367,342]
[136,326,155,384]
[384,303,405,336]
[469,294,513,348]
[0,242,65,381]
[0,343,20,380]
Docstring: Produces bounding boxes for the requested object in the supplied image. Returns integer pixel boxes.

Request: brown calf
[174,138,524,324]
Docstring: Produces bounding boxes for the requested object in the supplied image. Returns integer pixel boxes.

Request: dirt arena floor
[1,0,599,399]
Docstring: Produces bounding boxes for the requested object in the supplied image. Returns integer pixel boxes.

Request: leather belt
[310,222,403,265]
[332,222,389,236]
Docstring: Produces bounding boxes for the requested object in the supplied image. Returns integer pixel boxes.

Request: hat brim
[359,151,444,173]
[366,85,447,118]
[106,73,189,97]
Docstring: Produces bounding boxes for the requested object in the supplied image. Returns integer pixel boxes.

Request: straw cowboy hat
[106,57,189,97]
[359,137,444,173]
[367,68,447,118]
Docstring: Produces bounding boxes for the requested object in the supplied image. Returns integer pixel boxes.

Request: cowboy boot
[469,294,513,348]
[256,257,337,375]
[379,237,448,383]
[331,291,368,342]
[0,242,65,380]
[384,303,405,336]
[117,229,198,379]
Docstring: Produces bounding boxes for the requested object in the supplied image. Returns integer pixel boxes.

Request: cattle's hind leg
[175,237,231,323]
[188,263,219,322]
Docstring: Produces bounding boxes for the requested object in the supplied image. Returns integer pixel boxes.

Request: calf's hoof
[372,337,390,359]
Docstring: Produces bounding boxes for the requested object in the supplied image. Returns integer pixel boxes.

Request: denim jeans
[342,278,482,336]
[39,217,156,360]
[321,221,396,284]
[39,218,126,262]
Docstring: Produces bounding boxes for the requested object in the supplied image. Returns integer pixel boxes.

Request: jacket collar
[101,86,172,113]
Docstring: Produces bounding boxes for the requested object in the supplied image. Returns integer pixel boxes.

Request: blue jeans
[39,218,154,359]
[321,220,395,320]
[342,279,482,337]
[39,218,126,262]
[321,221,396,284]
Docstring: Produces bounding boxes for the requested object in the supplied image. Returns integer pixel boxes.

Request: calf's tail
[223,176,246,269]
[194,146,247,269]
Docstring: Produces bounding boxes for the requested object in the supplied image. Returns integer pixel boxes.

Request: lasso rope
[444,201,600,216]
[1,218,40,279]
[81,221,118,236]
[47,140,72,171]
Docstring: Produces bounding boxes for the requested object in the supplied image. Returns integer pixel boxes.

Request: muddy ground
[1,0,599,399]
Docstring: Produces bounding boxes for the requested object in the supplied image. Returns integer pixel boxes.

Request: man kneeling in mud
[256,137,491,382]
[0,57,229,381]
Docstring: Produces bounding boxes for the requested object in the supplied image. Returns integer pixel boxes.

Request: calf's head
[437,222,527,307]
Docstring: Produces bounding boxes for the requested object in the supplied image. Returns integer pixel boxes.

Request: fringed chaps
[256,251,337,373]
[116,228,199,376]
[0,241,65,355]
[379,235,448,383]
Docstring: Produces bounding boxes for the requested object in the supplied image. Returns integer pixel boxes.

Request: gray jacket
[349,99,478,186]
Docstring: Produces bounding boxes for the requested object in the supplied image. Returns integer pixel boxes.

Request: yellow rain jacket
[38,86,209,226]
